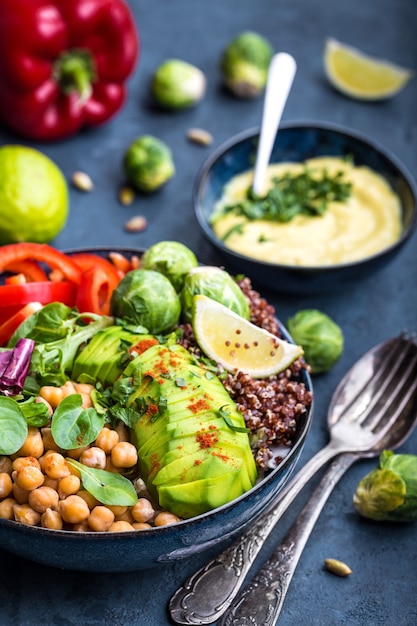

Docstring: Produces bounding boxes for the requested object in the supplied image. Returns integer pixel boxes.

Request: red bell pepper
[0,243,82,285]
[0,303,43,346]
[0,282,77,307]
[75,265,120,316]
[0,0,139,140]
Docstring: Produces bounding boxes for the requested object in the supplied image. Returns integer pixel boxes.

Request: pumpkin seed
[72,171,94,191]
[119,185,135,206]
[324,558,352,577]
[186,128,214,146]
[124,215,147,232]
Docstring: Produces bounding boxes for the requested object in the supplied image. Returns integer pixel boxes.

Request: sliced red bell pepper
[0,281,77,307]
[0,0,139,140]
[0,243,82,285]
[0,302,43,346]
[76,265,119,316]
[70,252,121,285]
[5,260,48,282]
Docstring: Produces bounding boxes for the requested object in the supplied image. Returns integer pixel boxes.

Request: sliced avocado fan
[124,343,257,518]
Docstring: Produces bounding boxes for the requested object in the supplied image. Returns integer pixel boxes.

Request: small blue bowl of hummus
[193,121,417,294]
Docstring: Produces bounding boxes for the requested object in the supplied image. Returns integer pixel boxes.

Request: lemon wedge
[324,38,413,100]
[192,295,303,378]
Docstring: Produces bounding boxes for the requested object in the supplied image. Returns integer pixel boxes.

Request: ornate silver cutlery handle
[218,453,357,626]
[169,443,339,625]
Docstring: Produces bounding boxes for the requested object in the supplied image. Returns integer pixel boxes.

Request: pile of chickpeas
[0,381,181,532]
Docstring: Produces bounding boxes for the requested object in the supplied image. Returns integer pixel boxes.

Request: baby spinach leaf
[51,394,105,449]
[0,396,28,455]
[66,459,138,506]
[19,398,50,427]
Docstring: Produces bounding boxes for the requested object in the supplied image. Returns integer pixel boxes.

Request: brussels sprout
[110,269,181,334]
[123,135,175,193]
[220,31,273,98]
[287,309,343,374]
[141,241,198,292]
[152,59,207,109]
[353,450,417,522]
[180,266,250,323]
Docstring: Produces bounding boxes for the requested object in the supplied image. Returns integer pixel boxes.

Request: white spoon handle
[252,52,297,196]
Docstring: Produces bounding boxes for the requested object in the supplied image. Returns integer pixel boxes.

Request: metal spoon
[169,333,417,625]
[251,52,297,197]
[218,339,417,625]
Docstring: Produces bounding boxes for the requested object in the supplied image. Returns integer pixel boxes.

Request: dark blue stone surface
[0,0,416,623]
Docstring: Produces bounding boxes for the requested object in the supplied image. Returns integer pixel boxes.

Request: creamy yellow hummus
[212,157,402,267]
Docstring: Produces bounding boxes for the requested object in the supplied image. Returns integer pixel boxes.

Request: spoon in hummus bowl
[251,52,297,197]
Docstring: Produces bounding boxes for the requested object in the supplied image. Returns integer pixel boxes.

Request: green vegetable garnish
[66,459,138,506]
[216,165,352,226]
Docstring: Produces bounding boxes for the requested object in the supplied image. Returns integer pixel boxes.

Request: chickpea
[61,381,77,397]
[12,456,40,472]
[12,483,29,504]
[79,392,93,409]
[14,466,45,491]
[154,512,181,527]
[72,521,90,532]
[73,382,94,395]
[111,442,138,468]
[79,446,107,469]
[58,474,81,499]
[59,495,90,524]
[132,522,152,531]
[65,445,90,460]
[41,508,63,530]
[104,457,125,475]
[39,385,64,409]
[41,427,61,453]
[0,497,16,520]
[13,503,41,526]
[15,427,44,458]
[77,490,100,510]
[107,504,127,517]
[43,476,59,491]
[42,451,70,479]
[0,456,13,475]
[108,520,134,532]
[115,422,130,443]
[28,486,59,513]
[87,506,115,532]
[114,509,134,524]
[0,473,13,499]
[95,427,119,454]
[131,498,155,523]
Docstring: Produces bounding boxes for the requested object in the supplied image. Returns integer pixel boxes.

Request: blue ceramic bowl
[0,247,313,572]
[194,121,417,294]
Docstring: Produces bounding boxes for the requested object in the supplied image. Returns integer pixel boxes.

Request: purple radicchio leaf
[0,338,35,397]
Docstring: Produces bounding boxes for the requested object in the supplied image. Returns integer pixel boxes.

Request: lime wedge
[324,38,413,100]
[192,295,303,378]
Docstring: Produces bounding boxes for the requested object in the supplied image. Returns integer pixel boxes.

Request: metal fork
[170,334,417,625]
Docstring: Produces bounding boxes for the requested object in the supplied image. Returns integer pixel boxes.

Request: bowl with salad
[0,240,313,571]
[194,120,417,294]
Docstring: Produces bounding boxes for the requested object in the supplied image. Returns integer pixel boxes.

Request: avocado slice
[157,472,246,518]
[72,325,153,387]
[125,342,257,518]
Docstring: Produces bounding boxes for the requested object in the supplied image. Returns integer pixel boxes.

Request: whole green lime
[0,145,69,244]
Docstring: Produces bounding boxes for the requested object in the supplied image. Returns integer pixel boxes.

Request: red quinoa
[178,277,313,471]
